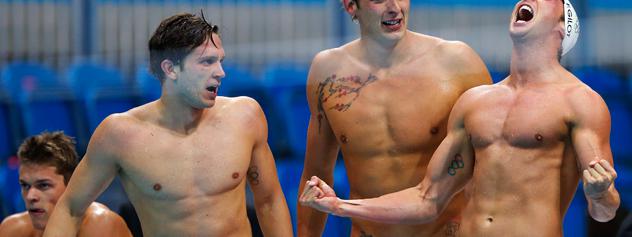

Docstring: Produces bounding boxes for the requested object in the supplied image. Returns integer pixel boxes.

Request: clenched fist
[583,159,617,200]
[299,176,341,215]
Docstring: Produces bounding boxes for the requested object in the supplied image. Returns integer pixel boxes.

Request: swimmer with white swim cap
[300,1,620,236]
[562,0,579,56]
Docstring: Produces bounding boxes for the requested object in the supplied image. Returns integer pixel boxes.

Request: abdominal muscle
[343,151,468,237]
[126,180,253,237]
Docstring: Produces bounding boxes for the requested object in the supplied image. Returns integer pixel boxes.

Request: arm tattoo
[315,74,379,131]
[447,154,465,176]
[247,166,260,185]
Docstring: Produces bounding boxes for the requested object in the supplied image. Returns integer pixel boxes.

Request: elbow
[254,195,275,208]
[413,205,441,224]
[397,203,440,225]
[254,192,285,212]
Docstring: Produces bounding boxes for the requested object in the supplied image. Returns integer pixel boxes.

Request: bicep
[572,121,613,169]
[303,62,340,176]
[248,140,283,197]
[423,94,475,201]
[247,102,284,197]
[62,124,120,214]
[571,93,613,169]
[424,128,474,200]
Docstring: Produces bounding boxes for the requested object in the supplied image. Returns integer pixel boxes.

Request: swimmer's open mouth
[28,208,45,214]
[382,19,402,26]
[516,4,534,23]
[206,85,218,93]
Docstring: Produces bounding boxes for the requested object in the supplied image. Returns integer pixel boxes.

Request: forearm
[297,167,335,236]
[297,177,330,237]
[587,184,620,222]
[333,186,440,225]
[297,204,328,237]
[255,194,293,237]
[43,202,83,237]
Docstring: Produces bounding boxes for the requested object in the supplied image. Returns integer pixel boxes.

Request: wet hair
[149,11,220,83]
[17,131,79,185]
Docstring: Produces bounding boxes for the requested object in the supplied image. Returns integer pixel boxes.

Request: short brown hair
[149,12,220,83]
[17,131,79,184]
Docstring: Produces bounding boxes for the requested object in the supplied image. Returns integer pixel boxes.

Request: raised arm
[43,116,123,237]
[569,87,620,222]
[244,98,293,236]
[297,51,341,237]
[300,89,479,224]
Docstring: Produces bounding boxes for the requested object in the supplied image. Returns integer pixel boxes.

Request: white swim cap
[561,0,580,56]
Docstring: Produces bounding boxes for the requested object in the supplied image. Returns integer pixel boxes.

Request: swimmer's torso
[106,97,254,237]
[314,34,478,237]
[458,79,586,237]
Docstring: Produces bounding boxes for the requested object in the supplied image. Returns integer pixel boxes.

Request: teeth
[383,20,400,25]
[520,5,533,14]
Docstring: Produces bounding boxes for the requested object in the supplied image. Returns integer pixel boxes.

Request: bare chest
[317,70,462,153]
[116,126,253,201]
[466,91,570,148]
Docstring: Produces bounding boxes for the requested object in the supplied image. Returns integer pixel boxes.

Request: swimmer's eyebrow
[20,178,53,184]
[198,56,220,64]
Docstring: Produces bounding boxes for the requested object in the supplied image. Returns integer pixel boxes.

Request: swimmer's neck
[156,96,207,134]
[509,42,563,86]
[359,30,414,68]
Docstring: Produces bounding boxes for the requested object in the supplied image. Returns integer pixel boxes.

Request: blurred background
[0,0,630,236]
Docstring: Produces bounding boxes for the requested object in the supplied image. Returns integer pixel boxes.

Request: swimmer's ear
[343,0,358,18]
[161,59,179,81]
[557,17,565,41]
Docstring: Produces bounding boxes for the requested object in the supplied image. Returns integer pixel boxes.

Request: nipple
[535,133,543,142]
[341,135,349,144]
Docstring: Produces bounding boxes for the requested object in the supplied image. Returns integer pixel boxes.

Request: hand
[299,176,340,215]
[583,159,617,200]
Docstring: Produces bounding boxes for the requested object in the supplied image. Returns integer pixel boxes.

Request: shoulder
[456,84,499,106]
[93,102,159,141]
[214,96,266,124]
[83,202,118,221]
[308,45,354,81]
[216,96,262,115]
[88,111,141,150]
[436,39,472,53]
[433,39,487,72]
[80,203,130,235]
[431,38,478,60]
[313,42,355,66]
[425,38,492,89]
[0,212,32,236]
[214,97,268,139]
[563,80,609,124]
